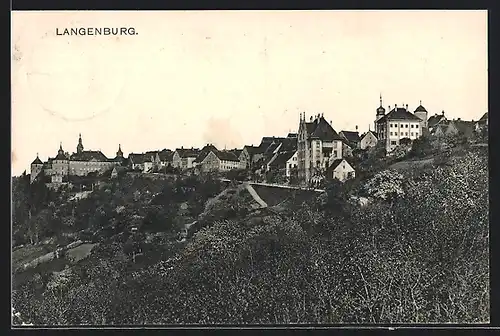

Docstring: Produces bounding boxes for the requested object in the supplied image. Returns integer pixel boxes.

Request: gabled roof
[328,158,354,171]
[451,119,475,136]
[243,145,263,155]
[360,130,378,141]
[109,156,125,162]
[158,149,174,162]
[340,130,361,143]
[55,152,68,160]
[432,122,449,134]
[195,144,218,163]
[215,150,239,162]
[31,156,43,165]
[260,136,283,146]
[264,142,281,156]
[279,137,298,152]
[128,153,145,164]
[175,148,200,158]
[304,116,343,141]
[69,150,108,162]
[268,151,296,168]
[143,154,155,163]
[227,149,242,158]
[479,112,488,122]
[377,107,422,123]
[427,113,447,128]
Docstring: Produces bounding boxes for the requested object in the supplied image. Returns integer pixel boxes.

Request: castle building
[297,113,344,186]
[375,98,427,153]
[30,134,123,184]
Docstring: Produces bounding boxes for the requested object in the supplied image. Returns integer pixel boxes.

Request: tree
[400,137,412,147]
[409,135,435,158]
[289,166,299,185]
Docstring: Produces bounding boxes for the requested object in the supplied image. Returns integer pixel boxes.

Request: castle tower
[77,133,84,154]
[30,153,44,183]
[375,93,386,135]
[414,100,429,131]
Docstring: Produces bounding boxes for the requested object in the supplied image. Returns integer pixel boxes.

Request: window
[333,150,338,157]
[390,132,393,136]
[411,124,414,128]
[411,132,414,136]
[400,124,404,127]
[405,132,408,136]
[389,123,393,128]
[391,141,397,145]
[401,132,404,136]
[416,125,419,128]
[405,124,408,128]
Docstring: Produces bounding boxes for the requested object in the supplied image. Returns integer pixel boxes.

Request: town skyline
[12,10,488,176]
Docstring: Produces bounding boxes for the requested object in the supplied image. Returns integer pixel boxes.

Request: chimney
[330,120,332,125]
[406,104,408,110]
[442,110,445,115]
[310,116,313,122]
[395,104,398,109]
[457,118,461,121]
[388,105,391,110]
[355,125,358,131]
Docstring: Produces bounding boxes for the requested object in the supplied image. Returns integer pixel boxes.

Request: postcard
[11,10,489,327]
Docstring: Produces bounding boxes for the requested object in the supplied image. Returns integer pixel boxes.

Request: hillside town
[29,96,488,190]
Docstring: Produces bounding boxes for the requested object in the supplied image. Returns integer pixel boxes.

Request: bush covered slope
[12,149,488,325]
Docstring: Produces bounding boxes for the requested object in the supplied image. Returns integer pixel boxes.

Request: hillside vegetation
[12,144,488,325]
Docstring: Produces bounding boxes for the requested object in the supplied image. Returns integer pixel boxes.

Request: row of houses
[30,97,488,187]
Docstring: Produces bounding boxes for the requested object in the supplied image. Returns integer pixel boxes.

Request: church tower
[58,143,65,157]
[375,94,386,135]
[116,144,123,158]
[77,133,84,154]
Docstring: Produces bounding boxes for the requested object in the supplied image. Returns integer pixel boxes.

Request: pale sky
[11,10,488,176]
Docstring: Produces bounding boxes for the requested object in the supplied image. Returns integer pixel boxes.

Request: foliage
[12,152,489,325]
[409,135,436,158]
[360,169,405,201]
[224,169,249,182]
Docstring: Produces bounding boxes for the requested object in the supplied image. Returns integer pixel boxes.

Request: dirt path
[244,183,268,208]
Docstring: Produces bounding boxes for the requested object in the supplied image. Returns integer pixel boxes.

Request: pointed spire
[420,100,422,105]
[380,93,383,107]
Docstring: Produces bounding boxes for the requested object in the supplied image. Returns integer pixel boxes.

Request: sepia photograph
[11,10,488,326]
